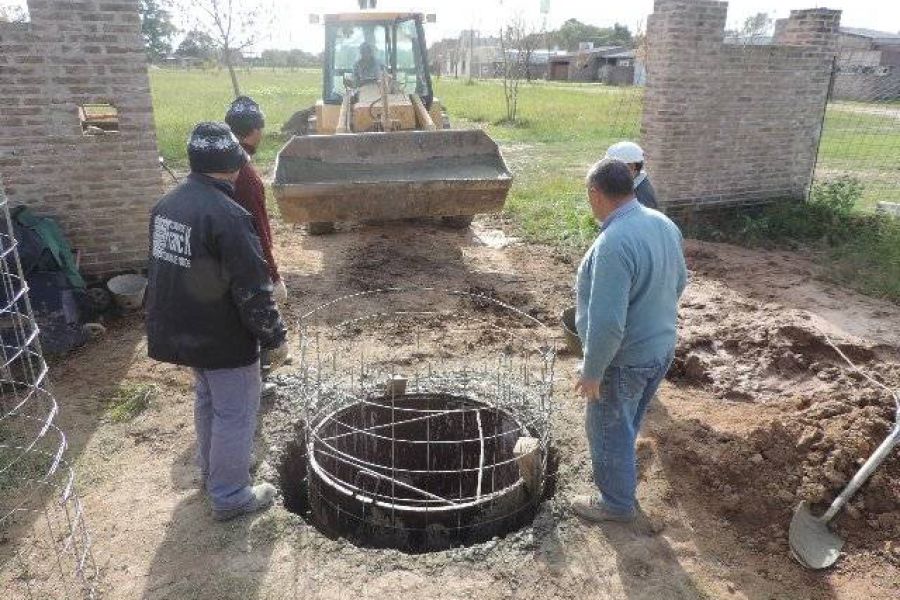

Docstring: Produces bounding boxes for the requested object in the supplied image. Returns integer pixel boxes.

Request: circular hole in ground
[277,392,555,553]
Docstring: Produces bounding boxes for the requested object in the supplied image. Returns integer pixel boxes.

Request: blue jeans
[585,352,674,515]
[193,361,261,511]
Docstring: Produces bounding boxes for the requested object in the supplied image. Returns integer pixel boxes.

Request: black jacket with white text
[145,173,287,369]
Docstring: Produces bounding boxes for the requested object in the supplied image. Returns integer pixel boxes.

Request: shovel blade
[788,502,844,569]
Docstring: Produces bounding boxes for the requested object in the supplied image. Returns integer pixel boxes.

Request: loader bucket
[272,129,512,224]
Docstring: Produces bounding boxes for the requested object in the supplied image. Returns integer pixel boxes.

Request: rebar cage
[293,287,556,551]
[0,183,97,598]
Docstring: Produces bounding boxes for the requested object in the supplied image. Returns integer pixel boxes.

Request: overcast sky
[261,0,900,52]
[1,0,898,52]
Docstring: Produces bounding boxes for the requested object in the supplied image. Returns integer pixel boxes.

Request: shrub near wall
[696,178,900,302]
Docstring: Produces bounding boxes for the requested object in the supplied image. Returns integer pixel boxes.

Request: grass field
[149,68,900,300]
[149,68,642,248]
[816,101,900,210]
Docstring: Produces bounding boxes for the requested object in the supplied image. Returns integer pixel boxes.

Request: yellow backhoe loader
[273,10,512,234]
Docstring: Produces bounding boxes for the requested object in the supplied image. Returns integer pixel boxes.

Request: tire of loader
[441,215,474,229]
[307,222,335,236]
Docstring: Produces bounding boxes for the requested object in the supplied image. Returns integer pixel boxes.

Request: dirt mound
[659,395,899,562]
[663,313,900,563]
[671,306,882,401]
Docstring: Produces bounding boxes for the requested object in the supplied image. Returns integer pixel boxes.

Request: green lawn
[149,68,642,248]
[150,67,321,168]
[149,67,898,245]
[435,78,643,247]
[816,102,900,210]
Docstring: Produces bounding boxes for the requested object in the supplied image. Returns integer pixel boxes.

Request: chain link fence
[814,47,900,210]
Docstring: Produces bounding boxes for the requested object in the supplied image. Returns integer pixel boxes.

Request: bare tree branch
[498,11,541,124]
[179,0,268,97]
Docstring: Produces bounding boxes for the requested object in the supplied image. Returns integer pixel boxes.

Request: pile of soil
[662,306,900,564]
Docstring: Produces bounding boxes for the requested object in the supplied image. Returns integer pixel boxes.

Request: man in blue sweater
[573,159,687,523]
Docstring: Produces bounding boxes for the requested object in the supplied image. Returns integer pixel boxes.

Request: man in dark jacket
[145,122,289,521]
[224,96,286,302]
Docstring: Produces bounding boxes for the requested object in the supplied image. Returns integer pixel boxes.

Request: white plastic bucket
[107,274,147,310]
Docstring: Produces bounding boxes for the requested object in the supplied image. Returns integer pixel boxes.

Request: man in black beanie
[225,96,286,398]
[224,96,285,302]
[145,122,289,521]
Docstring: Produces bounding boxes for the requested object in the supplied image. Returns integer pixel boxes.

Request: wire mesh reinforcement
[289,288,555,551]
[0,182,97,598]
[814,47,900,209]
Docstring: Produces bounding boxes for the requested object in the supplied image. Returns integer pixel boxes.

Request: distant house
[443,30,501,79]
[438,31,554,80]
[162,56,203,69]
[832,27,900,101]
[835,27,900,70]
[547,44,638,85]
[502,49,553,80]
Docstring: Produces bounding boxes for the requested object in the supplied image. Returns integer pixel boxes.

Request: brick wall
[0,0,161,277]
[642,1,841,210]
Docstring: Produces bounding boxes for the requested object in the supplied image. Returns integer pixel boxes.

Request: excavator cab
[324,14,432,107]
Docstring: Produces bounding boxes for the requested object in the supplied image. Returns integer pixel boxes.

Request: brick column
[773,9,841,51]
[641,1,841,212]
[0,0,162,277]
[641,1,729,207]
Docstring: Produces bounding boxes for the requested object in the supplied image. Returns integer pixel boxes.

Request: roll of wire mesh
[0,182,97,598]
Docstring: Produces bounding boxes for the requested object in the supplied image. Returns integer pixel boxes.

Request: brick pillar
[773,9,841,51]
[0,0,161,277]
[641,0,729,207]
[640,1,841,211]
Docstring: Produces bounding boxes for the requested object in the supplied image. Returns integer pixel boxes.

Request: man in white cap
[605,141,658,210]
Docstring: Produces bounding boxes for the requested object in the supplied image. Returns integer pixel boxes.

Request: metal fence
[0,181,97,598]
[813,48,900,210]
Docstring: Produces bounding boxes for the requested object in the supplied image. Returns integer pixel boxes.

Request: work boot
[212,483,276,522]
[571,494,635,523]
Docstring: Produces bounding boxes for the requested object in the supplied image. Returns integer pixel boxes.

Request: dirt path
[5,219,899,600]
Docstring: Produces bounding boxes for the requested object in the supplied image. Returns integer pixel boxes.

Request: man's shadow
[531,432,709,599]
[140,441,278,600]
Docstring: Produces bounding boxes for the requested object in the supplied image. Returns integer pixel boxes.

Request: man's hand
[575,376,602,402]
[267,340,291,369]
[273,278,287,303]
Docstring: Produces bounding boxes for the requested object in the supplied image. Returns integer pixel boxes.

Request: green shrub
[102,382,157,423]
[694,177,900,302]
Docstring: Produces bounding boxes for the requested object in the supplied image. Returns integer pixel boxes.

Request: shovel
[789,415,900,569]
[789,331,900,569]
[159,156,180,184]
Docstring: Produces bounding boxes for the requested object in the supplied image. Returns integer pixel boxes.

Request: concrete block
[514,437,542,496]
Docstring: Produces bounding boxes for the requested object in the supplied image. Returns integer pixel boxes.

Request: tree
[740,12,773,44]
[140,0,178,62]
[725,13,773,45]
[498,17,533,124]
[182,0,266,97]
[259,49,321,70]
[519,31,543,82]
[0,5,27,23]
[175,29,218,62]
[550,19,632,51]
